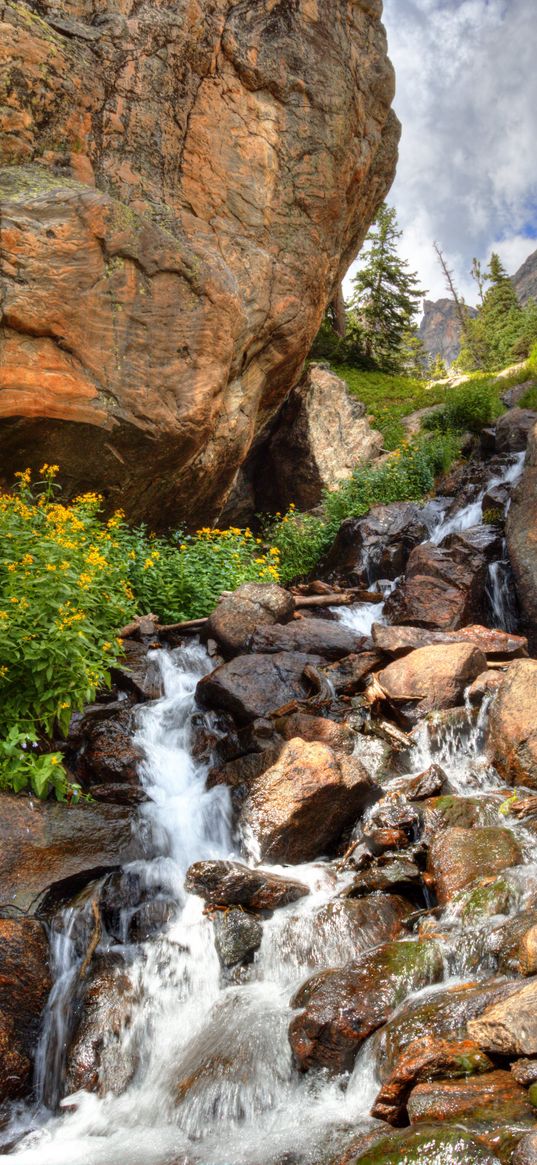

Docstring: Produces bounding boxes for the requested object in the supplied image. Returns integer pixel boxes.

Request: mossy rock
[354,1124,502,1164]
[459,876,514,923]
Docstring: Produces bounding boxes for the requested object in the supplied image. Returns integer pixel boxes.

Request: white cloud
[344,0,537,306]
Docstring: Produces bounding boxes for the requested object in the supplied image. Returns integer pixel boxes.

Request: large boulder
[371,1035,493,1126]
[239,737,374,863]
[354,1125,502,1165]
[64,955,138,1101]
[468,978,537,1056]
[383,538,491,630]
[258,365,383,512]
[205,584,295,658]
[249,617,368,660]
[406,1069,536,1128]
[0,919,51,1102]
[496,409,537,453]
[0,793,145,913]
[377,642,487,725]
[427,826,521,904]
[322,503,429,587]
[507,423,537,649]
[488,659,537,788]
[289,939,443,1073]
[184,860,309,912]
[196,652,322,725]
[0,3,399,527]
[372,622,527,660]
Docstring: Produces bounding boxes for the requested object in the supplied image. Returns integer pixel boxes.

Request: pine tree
[467,253,522,370]
[349,205,425,372]
[429,353,448,380]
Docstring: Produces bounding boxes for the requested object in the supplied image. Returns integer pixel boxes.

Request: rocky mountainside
[419,299,477,367]
[512,247,537,305]
[0,0,399,527]
[420,247,537,367]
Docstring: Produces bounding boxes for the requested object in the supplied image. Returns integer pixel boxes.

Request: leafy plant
[260,506,331,584]
[424,375,502,433]
[0,726,72,800]
[114,524,282,623]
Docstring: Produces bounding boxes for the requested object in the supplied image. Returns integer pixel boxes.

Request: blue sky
[345,0,537,304]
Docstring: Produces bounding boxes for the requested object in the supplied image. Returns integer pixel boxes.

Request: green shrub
[322,431,460,531]
[117,524,281,623]
[260,507,331,584]
[0,469,284,798]
[424,375,502,433]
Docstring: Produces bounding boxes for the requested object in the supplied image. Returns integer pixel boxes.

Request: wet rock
[514,1131,537,1165]
[289,939,443,1073]
[128,899,176,943]
[239,738,375,864]
[111,640,163,701]
[496,409,537,453]
[274,894,411,981]
[184,860,309,912]
[513,1061,537,1087]
[196,652,321,725]
[376,980,520,1080]
[261,364,384,512]
[459,876,516,926]
[468,978,537,1056]
[421,793,504,842]
[354,1124,502,1164]
[65,955,139,1097]
[507,424,537,649]
[377,642,487,726]
[467,670,507,706]
[205,585,294,658]
[383,539,490,631]
[0,919,51,1101]
[360,794,420,857]
[275,713,354,755]
[349,855,422,899]
[0,793,145,914]
[207,744,283,792]
[488,660,537,788]
[173,989,290,1123]
[372,622,527,660]
[482,482,511,515]
[79,707,144,788]
[371,1035,493,1126]
[318,652,385,695]
[249,618,367,661]
[428,826,521,904]
[386,764,448,801]
[88,783,149,806]
[407,1068,535,1129]
[322,503,428,587]
[213,909,263,968]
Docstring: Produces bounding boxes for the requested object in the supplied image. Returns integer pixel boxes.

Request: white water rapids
[5,450,531,1165]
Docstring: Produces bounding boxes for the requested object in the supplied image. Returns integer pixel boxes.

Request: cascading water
[7,647,387,1165]
[6,453,533,1165]
[335,451,526,635]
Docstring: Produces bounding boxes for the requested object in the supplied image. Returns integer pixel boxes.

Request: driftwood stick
[121,589,379,638]
[157,616,208,633]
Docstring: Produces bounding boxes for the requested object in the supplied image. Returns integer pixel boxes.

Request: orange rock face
[0,0,399,525]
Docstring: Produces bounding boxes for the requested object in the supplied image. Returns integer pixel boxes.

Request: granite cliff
[0,0,399,525]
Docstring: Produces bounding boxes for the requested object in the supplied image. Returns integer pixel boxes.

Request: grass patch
[332,365,449,449]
